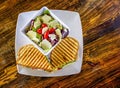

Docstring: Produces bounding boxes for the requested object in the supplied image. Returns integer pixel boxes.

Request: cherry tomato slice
[37,28,42,34]
[49,28,55,34]
[41,23,47,28]
[43,30,49,39]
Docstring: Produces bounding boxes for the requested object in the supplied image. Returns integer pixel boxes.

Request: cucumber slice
[26,30,37,39]
[36,33,42,42]
[34,16,41,29]
[26,30,39,43]
[32,37,39,43]
[48,20,62,29]
[40,39,52,50]
[55,29,62,39]
[41,14,52,24]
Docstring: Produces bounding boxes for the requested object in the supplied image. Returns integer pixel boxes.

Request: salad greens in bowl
[23,7,70,55]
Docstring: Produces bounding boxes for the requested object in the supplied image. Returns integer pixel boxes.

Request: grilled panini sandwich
[16,44,53,72]
[50,37,79,70]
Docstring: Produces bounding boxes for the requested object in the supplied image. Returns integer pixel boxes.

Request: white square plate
[15,10,83,77]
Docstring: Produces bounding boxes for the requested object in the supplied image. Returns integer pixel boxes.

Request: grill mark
[68,41,78,49]
[19,45,31,56]
[50,55,58,68]
[34,53,44,68]
[41,59,47,68]
[64,56,73,62]
[32,51,43,67]
[54,48,66,64]
[18,47,32,63]
[51,53,61,67]
[47,65,51,70]
[18,47,24,56]
[62,39,78,50]
[51,55,61,67]
[38,56,46,68]
[20,47,33,63]
[60,42,75,52]
[44,64,48,70]
[57,44,71,56]
[25,48,37,66]
[61,43,74,56]
[36,55,44,68]
[52,51,65,65]
[44,62,49,70]
[51,60,56,67]
[18,46,27,56]
[62,39,75,47]
[54,48,71,63]
[17,48,28,62]
[43,58,50,69]
[28,49,40,66]
[52,62,57,68]
[56,45,74,61]
[23,47,35,65]
[68,38,79,46]
[26,48,36,65]
[22,48,32,64]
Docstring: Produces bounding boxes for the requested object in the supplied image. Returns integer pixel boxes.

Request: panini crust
[17,44,53,71]
[50,37,79,69]
[16,37,79,72]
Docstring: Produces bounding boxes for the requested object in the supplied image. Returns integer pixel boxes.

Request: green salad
[26,10,69,51]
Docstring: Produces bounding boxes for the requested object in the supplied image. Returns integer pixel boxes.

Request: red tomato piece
[58,68,62,70]
[37,28,42,34]
[49,28,55,34]
[41,23,47,28]
[43,30,49,39]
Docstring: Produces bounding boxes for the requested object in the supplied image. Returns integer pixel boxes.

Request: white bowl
[21,6,70,55]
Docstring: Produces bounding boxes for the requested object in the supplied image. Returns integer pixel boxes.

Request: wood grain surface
[0,0,120,88]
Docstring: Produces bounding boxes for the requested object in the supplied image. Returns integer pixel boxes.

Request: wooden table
[0,0,120,88]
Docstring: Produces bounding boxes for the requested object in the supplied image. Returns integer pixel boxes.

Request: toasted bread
[17,44,53,72]
[50,37,79,69]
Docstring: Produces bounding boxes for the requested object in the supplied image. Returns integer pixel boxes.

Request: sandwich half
[16,44,53,72]
[50,37,79,70]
